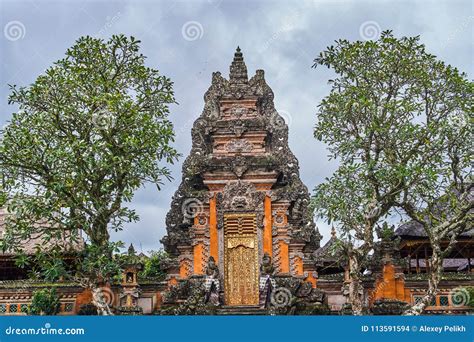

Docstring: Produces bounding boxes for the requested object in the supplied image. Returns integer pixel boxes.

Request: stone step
[220,305,263,310]
[217,310,268,315]
[217,305,268,315]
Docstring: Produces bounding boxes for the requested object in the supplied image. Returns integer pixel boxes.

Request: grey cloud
[1,0,472,250]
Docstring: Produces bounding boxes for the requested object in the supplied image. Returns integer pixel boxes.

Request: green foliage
[29,288,60,315]
[465,286,474,308]
[312,30,472,245]
[139,249,169,280]
[77,242,124,283]
[311,31,472,313]
[0,35,178,293]
[0,183,6,208]
[378,222,395,240]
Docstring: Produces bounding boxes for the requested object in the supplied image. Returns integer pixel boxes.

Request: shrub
[139,249,169,280]
[29,288,60,315]
[465,286,474,308]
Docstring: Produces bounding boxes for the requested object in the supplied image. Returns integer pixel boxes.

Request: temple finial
[314,224,323,248]
[229,46,248,84]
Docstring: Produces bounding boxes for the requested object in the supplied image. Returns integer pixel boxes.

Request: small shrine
[117,244,143,315]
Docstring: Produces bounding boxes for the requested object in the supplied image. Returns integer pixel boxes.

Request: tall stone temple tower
[162,47,322,307]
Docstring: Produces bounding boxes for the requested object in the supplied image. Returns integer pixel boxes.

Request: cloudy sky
[1,0,472,253]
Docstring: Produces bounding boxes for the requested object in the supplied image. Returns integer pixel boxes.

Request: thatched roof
[410,258,473,271]
[395,220,473,238]
[0,208,83,256]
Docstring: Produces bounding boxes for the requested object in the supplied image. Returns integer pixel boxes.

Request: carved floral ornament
[198,216,207,226]
[229,120,246,137]
[220,180,264,211]
[225,104,257,118]
[231,105,247,117]
[231,155,248,178]
[224,138,253,153]
[273,211,286,225]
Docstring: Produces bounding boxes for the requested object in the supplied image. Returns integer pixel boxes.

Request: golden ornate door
[224,213,259,306]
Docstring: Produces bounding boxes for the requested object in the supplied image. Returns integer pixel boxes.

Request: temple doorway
[224,213,259,306]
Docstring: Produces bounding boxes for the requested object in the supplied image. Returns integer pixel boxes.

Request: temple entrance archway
[224,213,259,306]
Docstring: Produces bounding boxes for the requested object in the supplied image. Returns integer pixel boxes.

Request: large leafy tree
[312,31,472,315]
[0,35,178,315]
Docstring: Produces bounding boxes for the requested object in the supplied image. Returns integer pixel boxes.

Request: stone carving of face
[231,196,248,209]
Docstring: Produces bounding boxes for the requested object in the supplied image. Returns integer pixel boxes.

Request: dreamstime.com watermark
[181,21,204,41]
[4,322,85,336]
[270,287,292,307]
[3,20,26,41]
[181,198,204,219]
[359,20,381,41]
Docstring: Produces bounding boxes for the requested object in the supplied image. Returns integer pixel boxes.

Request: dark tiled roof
[314,237,333,256]
[314,236,341,262]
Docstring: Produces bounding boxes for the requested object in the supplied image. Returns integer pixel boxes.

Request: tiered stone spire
[229,46,248,84]
[163,48,320,291]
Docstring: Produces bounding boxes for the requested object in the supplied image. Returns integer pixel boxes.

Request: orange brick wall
[193,243,204,275]
[279,241,290,273]
[74,288,92,313]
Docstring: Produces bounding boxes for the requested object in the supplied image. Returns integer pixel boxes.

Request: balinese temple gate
[161,48,324,312]
[0,49,471,316]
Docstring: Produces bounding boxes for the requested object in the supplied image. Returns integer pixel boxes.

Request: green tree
[139,249,170,280]
[312,31,472,315]
[0,35,178,315]
[466,287,474,308]
[29,288,60,315]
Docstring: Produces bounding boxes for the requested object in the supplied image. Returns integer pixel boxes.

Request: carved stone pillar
[271,201,291,275]
[191,204,210,275]
[290,242,305,276]
[177,246,193,279]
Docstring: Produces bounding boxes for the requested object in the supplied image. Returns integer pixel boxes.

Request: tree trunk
[348,253,364,315]
[91,285,114,316]
[403,246,442,315]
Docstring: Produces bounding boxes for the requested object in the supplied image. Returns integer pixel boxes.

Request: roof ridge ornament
[229,46,248,84]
